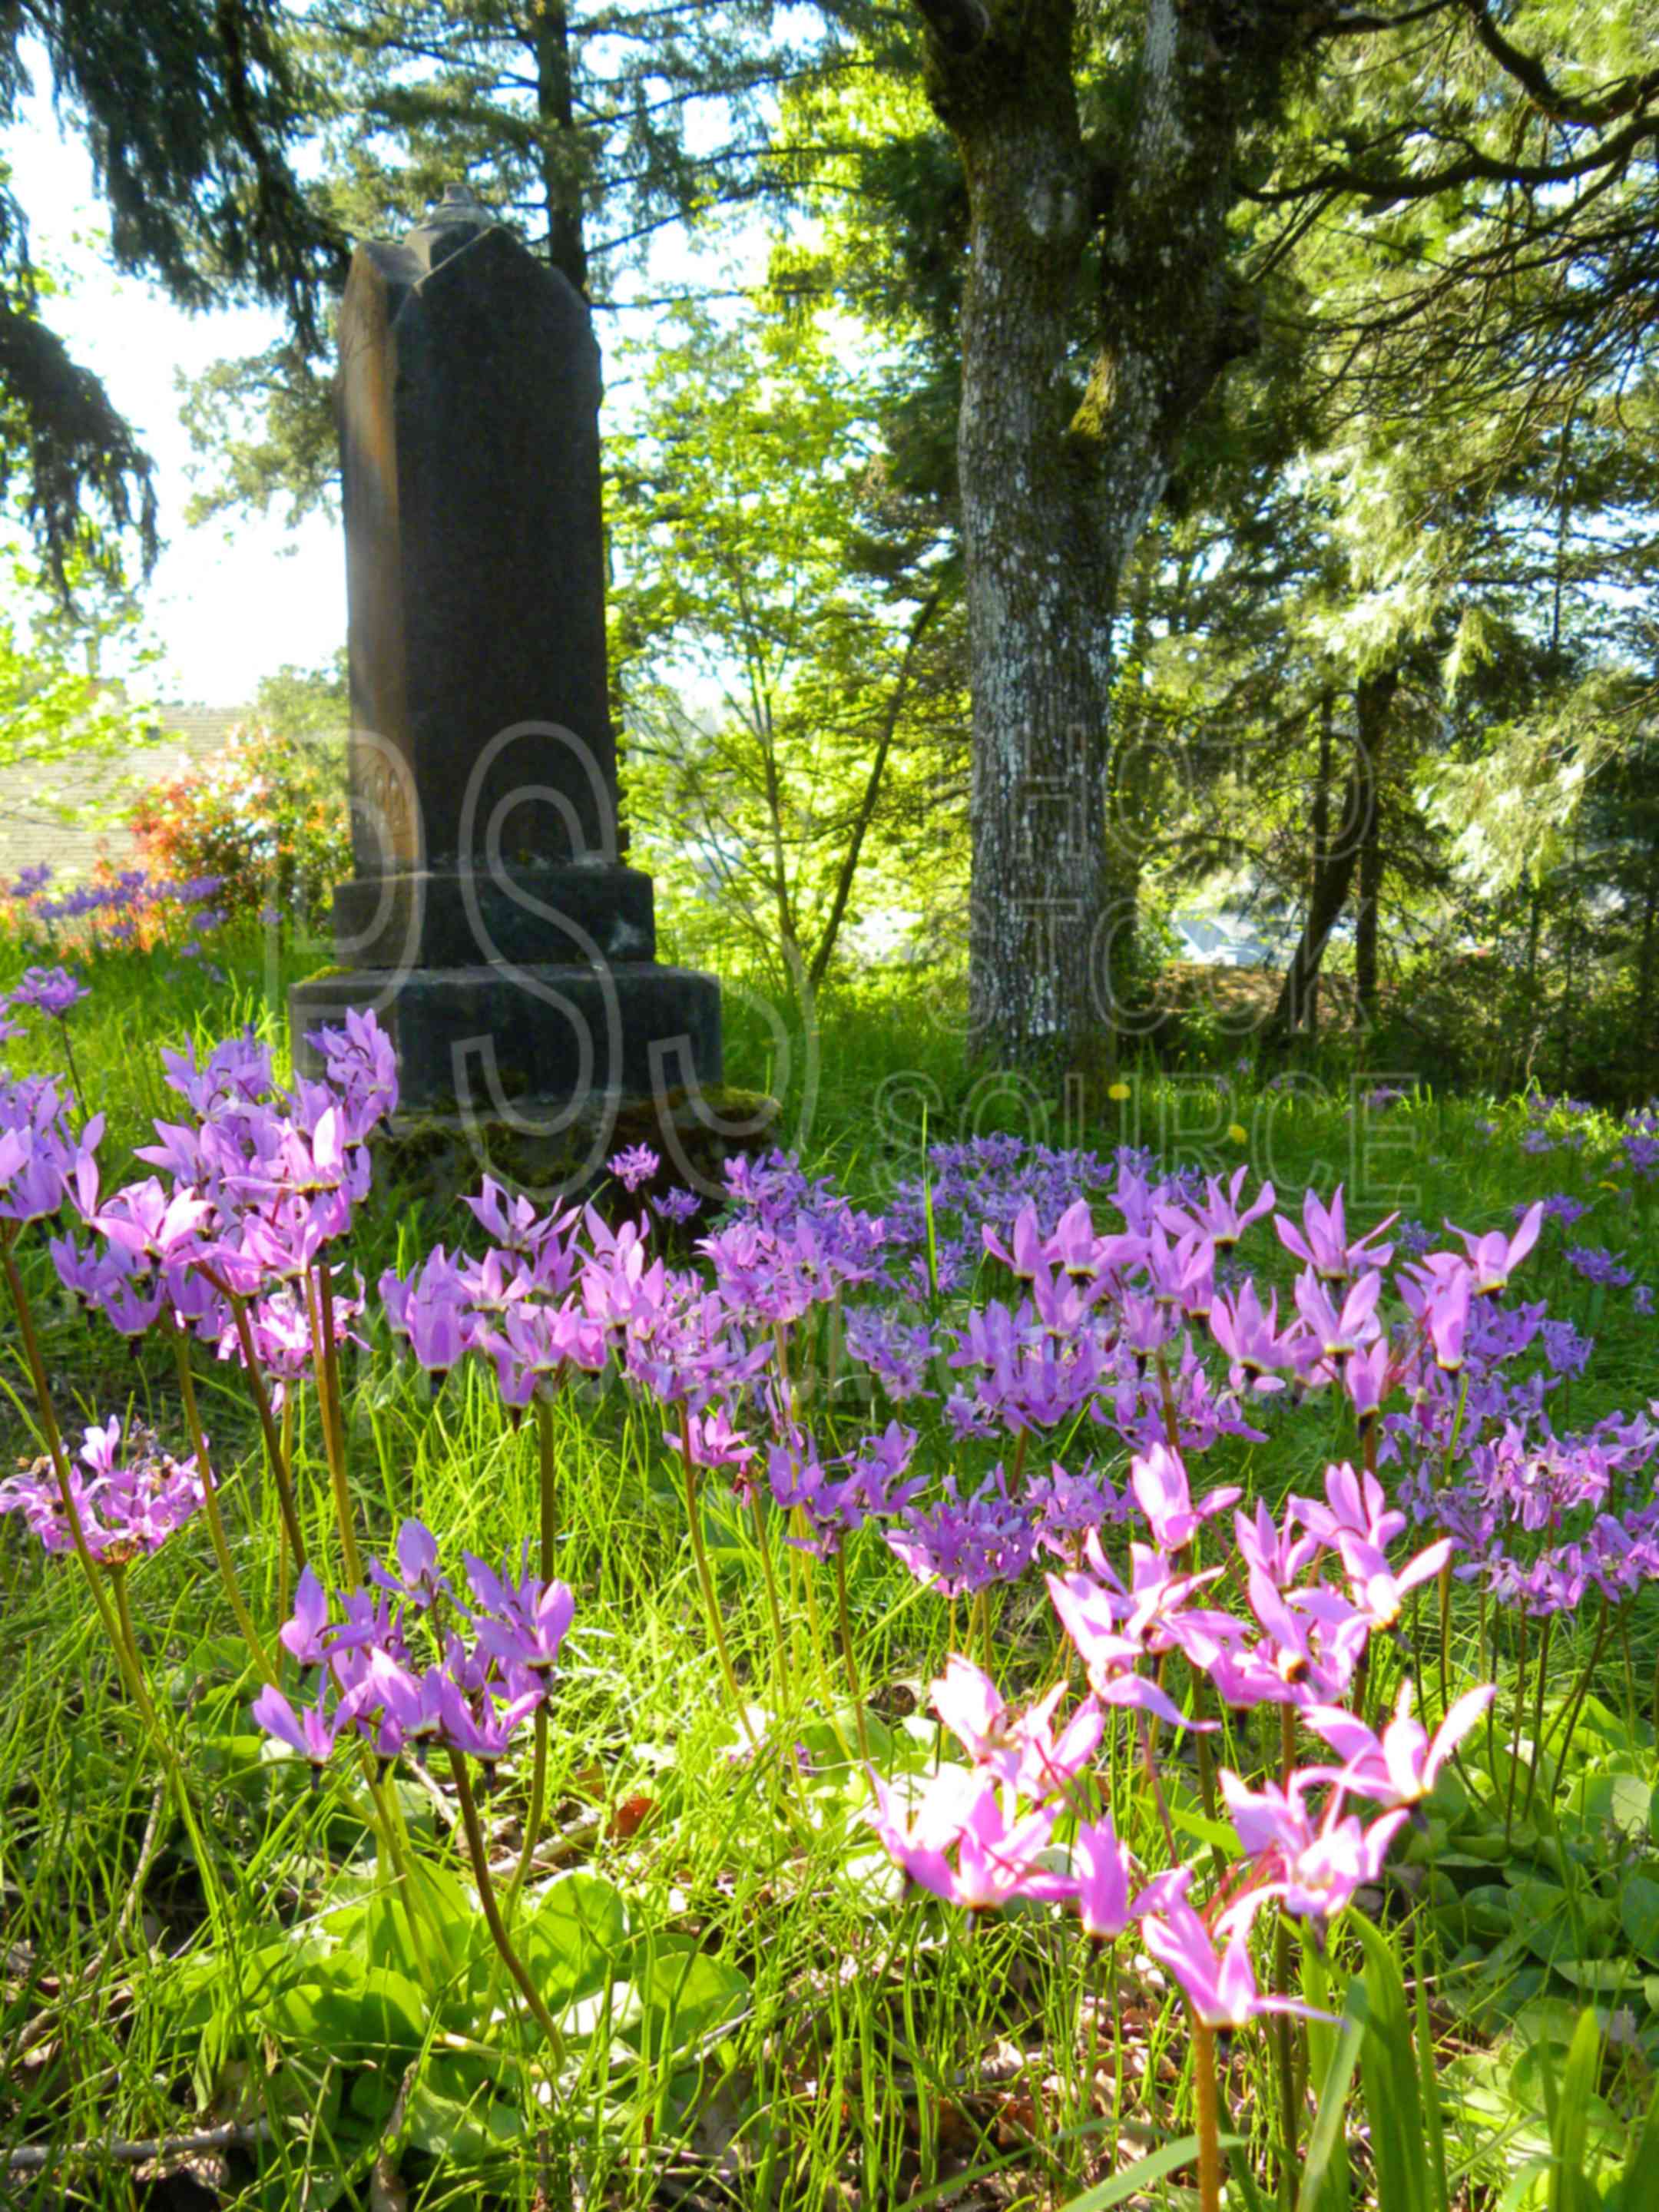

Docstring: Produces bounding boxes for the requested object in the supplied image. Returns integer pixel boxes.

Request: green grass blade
[1413,1931,1450,2212]
[1060,2134,1247,2212]
[1551,2008,1601,2212]
[1296,1991,1366,2212]
[1614,2083,1659,2212]
[1352,1915,1430,2212]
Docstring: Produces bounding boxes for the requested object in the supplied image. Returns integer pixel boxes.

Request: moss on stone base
[366,1084,780,1217]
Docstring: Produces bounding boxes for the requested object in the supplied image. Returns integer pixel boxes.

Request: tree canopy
[22,0,1659,1098]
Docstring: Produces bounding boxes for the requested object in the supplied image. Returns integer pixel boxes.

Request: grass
[2,921,1658,2209]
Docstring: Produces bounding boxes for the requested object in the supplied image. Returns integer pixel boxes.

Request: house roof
[0,700,252,888]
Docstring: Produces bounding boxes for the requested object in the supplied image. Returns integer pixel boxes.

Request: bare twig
[5,2119,273,2177]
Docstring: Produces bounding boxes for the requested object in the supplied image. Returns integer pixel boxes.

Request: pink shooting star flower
[866,1764,985,1897]
[1158,1165,1276,1252]
[1045,1197,1107,1280]
[89,1177,214,1265]
[1336,1533,1454,1633]
[463,1176,578,1266]
[666,1405,757,1477]
[1291,1269,1384,1368]
[1141,1223,1212,1312]
[1141,1879,1323,2028]
[1118,1291,1178,1359]
[920,1779,1065,1913]
[1129,1442,1240,1554]
[1276,1185,1396,1283]
[1399,1260,1474,1373]
[1292,1462,1406,1557]
[1447,1202,1544,1296]
[981,1204,1047,1282]
[279,1566,332,1666]
[1341,1339,1392,1422]
[368,1518,455,1613]
[1300,1680,1496,1810]
[1210,1280,1293,1393]
[1220,1771,1406,1920]
[930,1657,1103,1799]
[1070,1815,1137,1941]
[1045,1566,1217,1730]
[381,1247,470,1376]
[1234,1499,1323,1591]
[253,1679,341,1772]
[464,1553,576,1677]
[1240,1565,1366,1703]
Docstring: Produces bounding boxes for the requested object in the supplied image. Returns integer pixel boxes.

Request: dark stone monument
[290,187,726,1167]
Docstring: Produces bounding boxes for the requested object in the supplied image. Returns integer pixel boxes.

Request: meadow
[3,913,1659,2212]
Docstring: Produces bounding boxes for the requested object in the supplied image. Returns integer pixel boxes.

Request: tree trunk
[1308,688,1333,1037]
[1355,776,1382,1022]
[532,0,587,293]
[1637,839,1659,1047]
[1100,535,1159,1062]
[914,0,1293,1079]
[943,0,1109,1079]
[1267,669,1396,1043]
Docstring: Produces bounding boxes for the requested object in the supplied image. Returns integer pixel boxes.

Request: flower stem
[1620,1609,1641,1741]
[1436,1557,1454,1714]
[1505,1608,1530,1844]
[55,1018,88,1118]
[833,1548,873,1770]
[1436,1373,1469,1707]
[170,1318,276,1682]
[1154,1350,1180,1451]
[1135,1713,1177,1859]
[535,1393,558,1568]
[510,1397,561,1899]
[107,1563,162,1736]
[793,1506,853,1761]
[310,1262,362,1584]
[975,1587,995,1677]
[1523,1614,1552,1818]
[1543,1598,1611,1776]
[678,1410,754,1744]
[448,1749,565,2067]
[510,1705,550,1908]
[1,1243,232,1935]
[1193,2017,1224,2212]
[223,1284,306,1568]
[749,1489,789,1702]
[1274,1917,1298,2205]
[1273,1694,1300,2191]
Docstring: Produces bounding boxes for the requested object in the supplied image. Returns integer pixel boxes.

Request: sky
[10,78,346,704]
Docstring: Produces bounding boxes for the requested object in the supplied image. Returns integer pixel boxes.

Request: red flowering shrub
[128,721,349,929]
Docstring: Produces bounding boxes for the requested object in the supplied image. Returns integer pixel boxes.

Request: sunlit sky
[9,71,343,703]
[6,61,757,707]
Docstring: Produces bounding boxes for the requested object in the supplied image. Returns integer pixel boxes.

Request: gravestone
[290,187,724,1151]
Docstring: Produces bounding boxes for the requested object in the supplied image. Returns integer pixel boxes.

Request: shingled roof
[0,697,251,888]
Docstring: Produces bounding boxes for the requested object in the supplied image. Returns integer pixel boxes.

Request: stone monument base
[331,864,658,970]
[290,962,723,1109]
[344,1083,781,1213]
